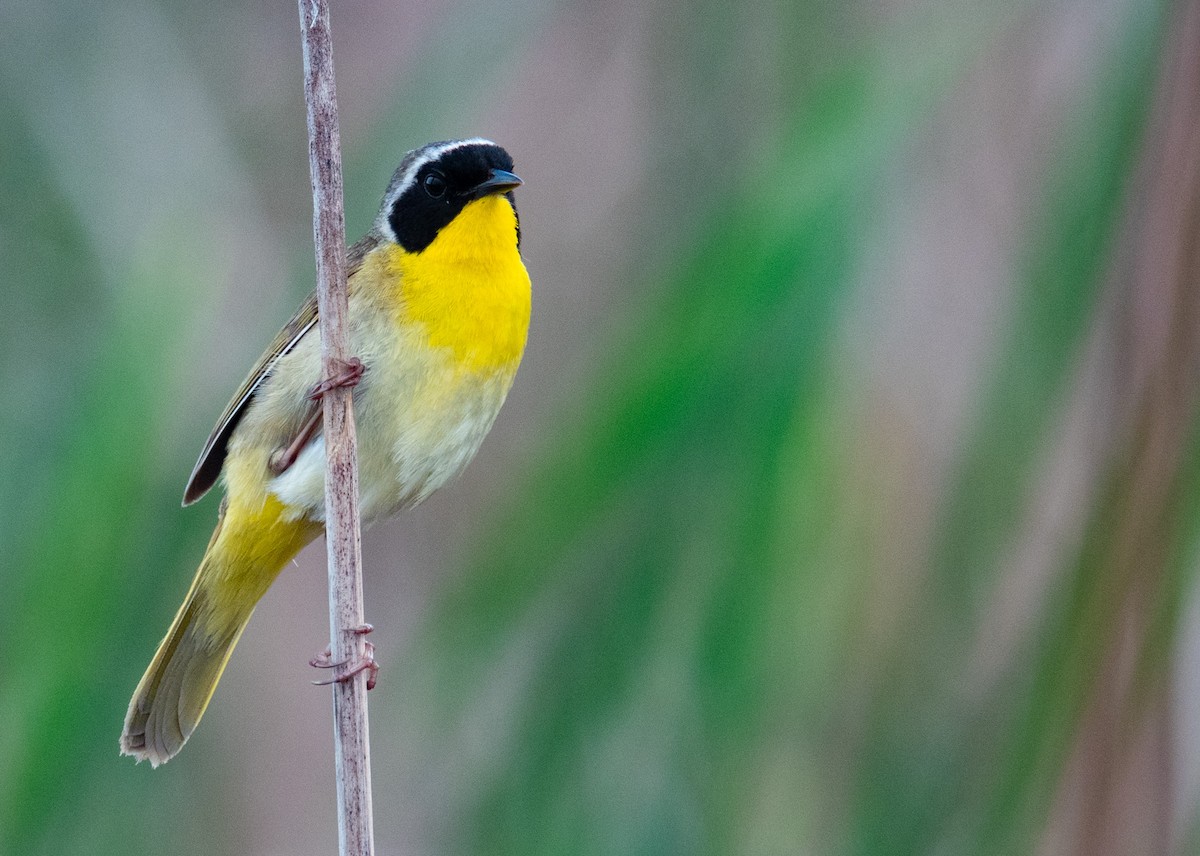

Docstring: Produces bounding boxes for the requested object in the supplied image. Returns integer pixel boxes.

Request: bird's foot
[267,358,366,475]
[310,624,378,690]
[307,356,366,401]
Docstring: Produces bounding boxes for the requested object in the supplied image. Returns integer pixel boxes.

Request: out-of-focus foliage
[2,1,1198,855]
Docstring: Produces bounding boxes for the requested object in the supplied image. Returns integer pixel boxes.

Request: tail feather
[120,569,250,766]
[121,497,320,766]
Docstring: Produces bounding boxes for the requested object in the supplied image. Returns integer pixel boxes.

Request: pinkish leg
[269,408,323,475]
[307,356,366,401]
[269,359,367,475]
[311,641,380,691]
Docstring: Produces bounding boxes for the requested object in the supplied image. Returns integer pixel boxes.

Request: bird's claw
[307,357,366,401]
[309,625,379,690]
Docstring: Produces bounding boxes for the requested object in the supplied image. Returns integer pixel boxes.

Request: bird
[120,138,531,767]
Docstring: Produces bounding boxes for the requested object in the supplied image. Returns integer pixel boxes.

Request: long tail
[120,496,321,767]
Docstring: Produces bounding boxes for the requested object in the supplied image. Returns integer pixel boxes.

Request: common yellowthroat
[120,139,530,766]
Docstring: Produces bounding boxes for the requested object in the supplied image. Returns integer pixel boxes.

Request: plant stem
[298,2,375,854]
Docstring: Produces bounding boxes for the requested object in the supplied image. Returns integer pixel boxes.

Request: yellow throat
[384,194,530,373]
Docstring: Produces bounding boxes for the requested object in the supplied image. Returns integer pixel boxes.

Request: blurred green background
[3,0,1200,853]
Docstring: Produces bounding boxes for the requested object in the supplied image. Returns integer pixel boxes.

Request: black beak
[468,168,523,199]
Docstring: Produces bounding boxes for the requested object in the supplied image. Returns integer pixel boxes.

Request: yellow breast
[378,194,530,373]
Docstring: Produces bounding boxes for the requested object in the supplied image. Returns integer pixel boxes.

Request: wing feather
[181,236,377,505]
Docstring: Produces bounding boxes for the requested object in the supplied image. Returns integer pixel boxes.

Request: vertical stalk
[297,1,375,854]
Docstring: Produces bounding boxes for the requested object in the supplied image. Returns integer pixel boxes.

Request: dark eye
[423,172,447,199]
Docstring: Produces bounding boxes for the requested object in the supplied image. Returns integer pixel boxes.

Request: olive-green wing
[181,235,378,506]
[182,292,318,505]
